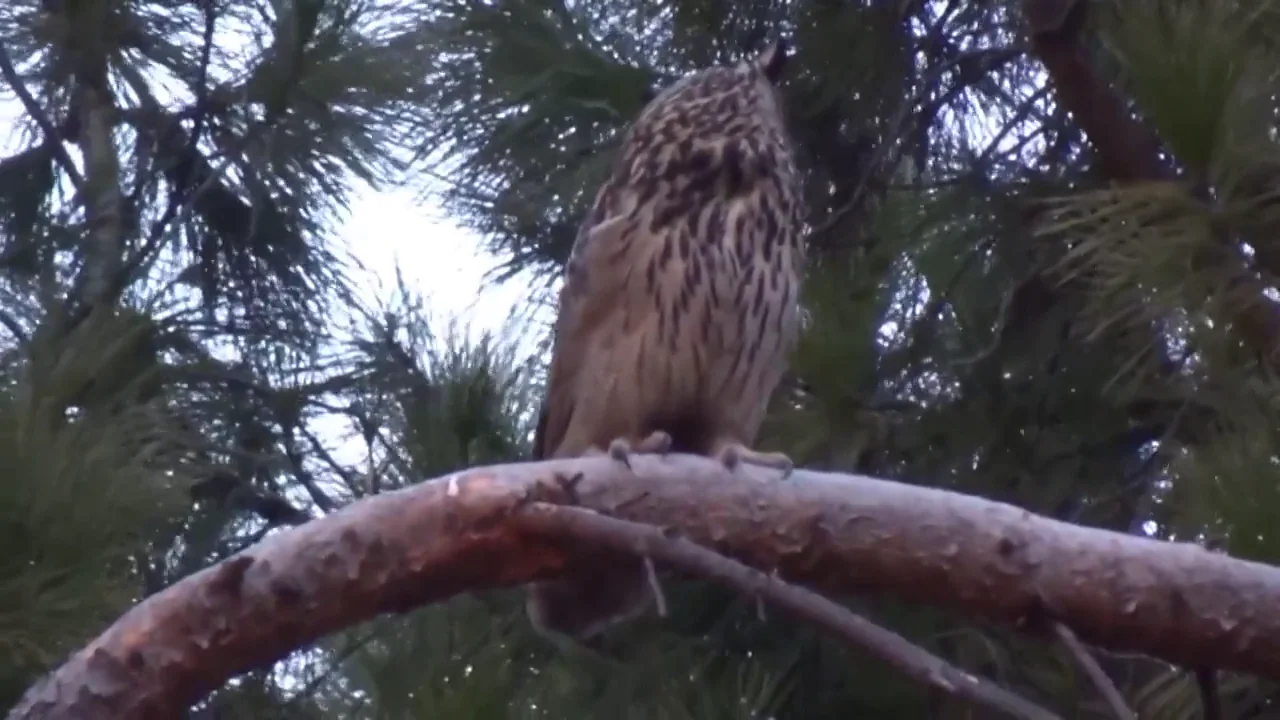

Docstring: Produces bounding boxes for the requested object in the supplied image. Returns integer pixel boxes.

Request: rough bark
[10,454,1280,719]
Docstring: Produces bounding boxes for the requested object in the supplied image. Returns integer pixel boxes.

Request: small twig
[0,42,85,190]
[114,119,266,299]
[282,629,380,706]
[0,307,28,342]
[299,424,361,492]
[1053,622,1135,720]
[186,0,218,167]
[643,557,668,617]
[1195,667,1222,720]
[514,502,1062,720]
[283,436,339,513]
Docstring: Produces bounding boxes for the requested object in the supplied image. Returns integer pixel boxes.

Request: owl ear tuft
[754,39,789,83]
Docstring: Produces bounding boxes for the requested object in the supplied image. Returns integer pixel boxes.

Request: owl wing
[532,213,634,461]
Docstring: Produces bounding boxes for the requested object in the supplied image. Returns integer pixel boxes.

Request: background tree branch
[0,43,83,190]
[12,454,1280,719]
[1022,0,1280,369]
[515,502,1062,720]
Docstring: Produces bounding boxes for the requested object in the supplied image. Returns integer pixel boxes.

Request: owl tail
[526,553,654,643]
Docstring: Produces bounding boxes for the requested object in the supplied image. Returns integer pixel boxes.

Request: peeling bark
[10,455,1280,719]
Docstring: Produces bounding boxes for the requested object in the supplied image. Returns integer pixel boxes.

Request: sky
[323,183,548,465]
[0,82,533,349]
[338,181,534,342]
[0,104,539,345]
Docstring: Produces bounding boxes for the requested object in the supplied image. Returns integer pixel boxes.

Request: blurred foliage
[3,0,1280,717]
[0,308,193,704]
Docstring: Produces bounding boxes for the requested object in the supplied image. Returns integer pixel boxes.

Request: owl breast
[626,156,802,453]
[561,60,804,458]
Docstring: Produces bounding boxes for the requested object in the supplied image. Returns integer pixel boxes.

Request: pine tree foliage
[6,0,1280,716]
[0,308,193,706]
[0,0,545,715]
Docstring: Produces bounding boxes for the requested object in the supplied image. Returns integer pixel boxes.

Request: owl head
[636,38,791,108]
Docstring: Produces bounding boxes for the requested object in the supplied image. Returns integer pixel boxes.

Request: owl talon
[607,438,634,469]
[605,431,673,470]
[716,442,793,480]
[635,430,673,456]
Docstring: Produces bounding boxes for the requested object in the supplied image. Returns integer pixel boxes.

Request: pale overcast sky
[340,181,533,340]
[0,100,532,342]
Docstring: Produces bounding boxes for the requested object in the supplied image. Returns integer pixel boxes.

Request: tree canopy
[4,0,1280,716]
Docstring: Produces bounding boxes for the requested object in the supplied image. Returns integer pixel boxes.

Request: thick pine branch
[12,454,1280,719]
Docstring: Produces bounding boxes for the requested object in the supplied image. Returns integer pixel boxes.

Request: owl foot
[716,442,794,480]
[606,430,673,470]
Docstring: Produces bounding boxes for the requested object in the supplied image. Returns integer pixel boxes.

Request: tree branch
[514,502,1061,720]
[69,36,126,312]
[1052,622,1134,720]
[11,454,1280,719]
[118,0,220,289]
[0,43,85,190]
[1021,0,1280,368]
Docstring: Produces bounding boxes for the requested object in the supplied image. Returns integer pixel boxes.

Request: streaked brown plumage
[526,40,806,643]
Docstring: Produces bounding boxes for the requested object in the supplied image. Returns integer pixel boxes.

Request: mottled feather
[527,40,806,643]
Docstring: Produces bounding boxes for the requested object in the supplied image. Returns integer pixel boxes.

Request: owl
[527,39,806,644]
